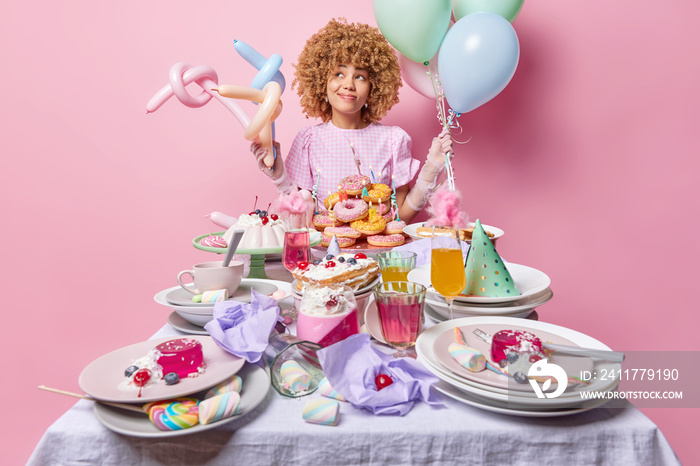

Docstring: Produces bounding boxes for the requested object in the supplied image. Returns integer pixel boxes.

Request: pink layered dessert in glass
[297,285,359,347]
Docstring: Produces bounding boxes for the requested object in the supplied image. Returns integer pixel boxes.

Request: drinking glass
[373,281,426,358]
[282,213,311,273]
[377,251,417,285]
[430,227,466,320]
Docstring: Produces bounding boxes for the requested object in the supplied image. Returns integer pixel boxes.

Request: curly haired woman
[251,18,452,223]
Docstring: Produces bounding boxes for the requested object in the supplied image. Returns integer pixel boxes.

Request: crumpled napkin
[204,290,280,363]
[317,334,444,415]
[393,238,470,267]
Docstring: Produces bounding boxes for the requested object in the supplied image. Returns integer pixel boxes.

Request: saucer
[168,312,209,335]
[165,280,279,307]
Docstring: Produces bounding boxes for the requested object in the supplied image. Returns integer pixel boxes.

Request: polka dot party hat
[463,220,520,297]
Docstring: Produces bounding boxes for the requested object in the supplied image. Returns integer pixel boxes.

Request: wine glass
[430,227,466,320]
[373,281,426,358]
[282,213,311,273]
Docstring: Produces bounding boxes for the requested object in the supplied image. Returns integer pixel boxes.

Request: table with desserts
[29,256,679,465]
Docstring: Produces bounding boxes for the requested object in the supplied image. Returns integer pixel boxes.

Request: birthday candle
[391,175,399,221]
[312,169,320,213]
[369,165,376,183]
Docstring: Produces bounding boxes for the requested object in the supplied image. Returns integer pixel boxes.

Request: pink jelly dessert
[490,330,546,367]
[155,338,206,378]
[296,286,359,347]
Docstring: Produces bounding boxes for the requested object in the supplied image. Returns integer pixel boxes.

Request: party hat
[463,220,520,297]
[327,235,341,256]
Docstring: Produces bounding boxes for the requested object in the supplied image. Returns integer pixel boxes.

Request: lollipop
[143,398,200,431]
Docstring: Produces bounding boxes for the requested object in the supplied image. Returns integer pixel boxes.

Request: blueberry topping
[506,352,519,363]
[313,259,322,265]
[124,365,139,378]
[254,209,261,214]
[499,359,508,368]
[164,372,180,385]
[347,258,357,265]
[513,372,528,384]
[337,256,346,263]
[260,210,267,217]
[325,254,334,260]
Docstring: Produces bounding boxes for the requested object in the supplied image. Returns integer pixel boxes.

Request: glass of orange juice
[430,227,466,320]
[377,251,417,284]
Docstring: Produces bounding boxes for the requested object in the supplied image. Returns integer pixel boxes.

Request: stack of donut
[312,175,407,248]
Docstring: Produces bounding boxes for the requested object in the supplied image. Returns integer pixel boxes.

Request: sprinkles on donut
[332,198,369,222]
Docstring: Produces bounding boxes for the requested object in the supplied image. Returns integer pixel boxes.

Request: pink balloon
[398,52,438,99]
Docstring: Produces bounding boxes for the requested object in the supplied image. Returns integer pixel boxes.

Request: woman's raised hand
[428,129,453,164]
[249,140,295,194]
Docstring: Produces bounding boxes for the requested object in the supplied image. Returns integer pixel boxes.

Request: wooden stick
[38,385,147,414]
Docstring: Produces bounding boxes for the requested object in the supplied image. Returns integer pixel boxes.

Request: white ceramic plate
[433,380,611,417]
[432,323,593,392]
[415,317,621,407]
[424,303,538,323]
[165,280,279,307]
[422,351,619,407]
[290,277,380,296]
[424,287,552,316]
[403,222,504,243]
[168,312,209,335]
[173,299,295,328]
[408,263,551,304]
[79,336,245,403]
[363,297,387,344]
[93,363,269,437]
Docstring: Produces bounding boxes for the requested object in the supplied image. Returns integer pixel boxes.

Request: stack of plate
[79,335,269,437]
[416,316,621,416]
[153,280,287,335]
[407,263,553,321]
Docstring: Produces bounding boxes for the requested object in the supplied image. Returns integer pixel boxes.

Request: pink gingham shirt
[285,122,420,198]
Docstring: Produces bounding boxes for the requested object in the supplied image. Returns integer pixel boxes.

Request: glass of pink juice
[283,230,310,272]
[373,282,426,358]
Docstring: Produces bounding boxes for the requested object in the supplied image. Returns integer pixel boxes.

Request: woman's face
[326,64,370,121]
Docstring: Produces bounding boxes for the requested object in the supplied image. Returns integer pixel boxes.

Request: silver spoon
[223,230,244,267]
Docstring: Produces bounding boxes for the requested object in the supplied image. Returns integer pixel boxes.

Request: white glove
[250,141,296,194]
[405,130,453,211]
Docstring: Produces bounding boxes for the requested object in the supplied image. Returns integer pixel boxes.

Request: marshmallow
[204,375,242,399]
[448,342,486,372]
[193,289,229,303]
[318,377,345,401]
[280,360,311,394]
[198,392,241,425]
[302,398,340,426]
[144,398,200,431]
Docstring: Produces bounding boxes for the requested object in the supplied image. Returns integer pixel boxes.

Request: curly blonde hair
[292,18,402,124]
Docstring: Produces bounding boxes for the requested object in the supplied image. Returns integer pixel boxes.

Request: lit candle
[312,169,320,214]
[391,175,399,221]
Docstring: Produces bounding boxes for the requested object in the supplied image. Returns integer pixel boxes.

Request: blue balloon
[437,12,519,113]
[233,39,286,92]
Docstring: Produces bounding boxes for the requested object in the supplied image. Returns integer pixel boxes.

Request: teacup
[177,261,244,295]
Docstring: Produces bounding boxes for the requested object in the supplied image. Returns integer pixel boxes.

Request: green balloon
[373,0,452,63]
[452,0,525,23]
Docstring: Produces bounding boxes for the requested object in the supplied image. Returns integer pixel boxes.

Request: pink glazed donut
[333,198,369,223]
[338,175,372,196]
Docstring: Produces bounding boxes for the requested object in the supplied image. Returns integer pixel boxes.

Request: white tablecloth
[28,265,680,465]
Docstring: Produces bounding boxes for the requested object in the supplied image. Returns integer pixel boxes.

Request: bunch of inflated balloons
[374,0,522,115]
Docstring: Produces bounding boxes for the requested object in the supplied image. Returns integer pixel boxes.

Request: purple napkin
[204,290,280,363]
[317,334,444,415]
[393,238,470,267]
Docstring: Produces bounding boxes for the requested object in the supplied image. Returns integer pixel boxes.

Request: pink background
[2,1,697,463]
